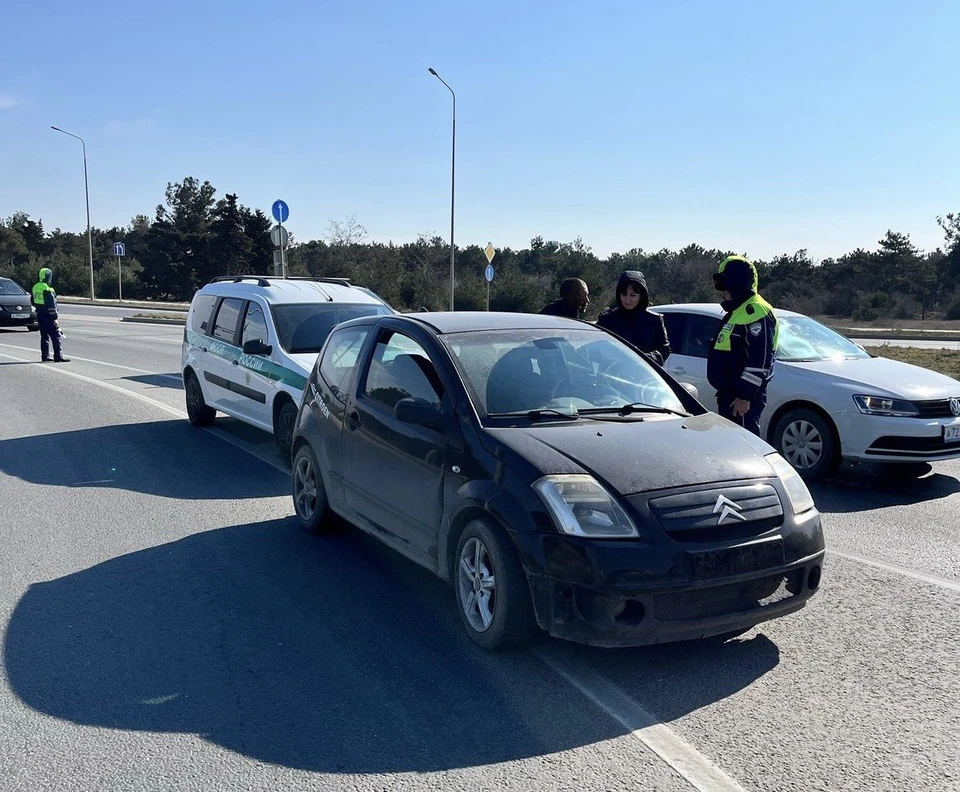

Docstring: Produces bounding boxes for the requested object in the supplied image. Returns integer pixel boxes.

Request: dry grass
[864,345,960,380]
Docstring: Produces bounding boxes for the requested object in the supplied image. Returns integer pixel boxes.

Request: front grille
[914,399,960,419]
[647,483,783,543]
[866,435,960,456]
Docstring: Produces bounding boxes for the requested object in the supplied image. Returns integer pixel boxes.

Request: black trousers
[716,387,767,437]
[38,313,63,360]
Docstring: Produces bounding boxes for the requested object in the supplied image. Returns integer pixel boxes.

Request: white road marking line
[0,348,288,475]
[0,349,186,418]
[536,647,747,792]
[829,548,960,593]
[0,342,180,377]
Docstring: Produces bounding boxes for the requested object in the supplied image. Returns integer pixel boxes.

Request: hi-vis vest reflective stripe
[32,282,53,307]
[713,294,779,352]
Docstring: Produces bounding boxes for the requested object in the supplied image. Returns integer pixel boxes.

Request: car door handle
[670,367,686,375]
[345,410,360,430]
[232,359,239,366]
[201,347,208,353]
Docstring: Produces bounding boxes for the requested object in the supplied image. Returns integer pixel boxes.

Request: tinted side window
[660,313,685,355]
[682,315,721,359]
[212,298,244,343]
[363,332,444,410]
[319,327,372,403]
[241,302,268,347]
[190,294,218,334]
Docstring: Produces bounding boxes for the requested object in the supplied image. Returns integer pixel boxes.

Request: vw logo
[713,494,746,525]
[16,305,22,311]
[951,398,960,417]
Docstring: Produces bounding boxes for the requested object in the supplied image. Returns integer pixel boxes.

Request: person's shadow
[5,518,781,774]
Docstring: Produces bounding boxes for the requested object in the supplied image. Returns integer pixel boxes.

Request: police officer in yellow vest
[31,267,69,363]
[707,256,776,436]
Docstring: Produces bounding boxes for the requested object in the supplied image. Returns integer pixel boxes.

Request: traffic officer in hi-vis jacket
[31,267,69,363]
[707,255,777,436]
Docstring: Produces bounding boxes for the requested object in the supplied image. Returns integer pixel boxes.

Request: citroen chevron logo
[713,494,746,524]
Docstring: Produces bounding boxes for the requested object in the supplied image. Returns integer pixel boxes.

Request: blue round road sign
[272,199,290,223]
[484,264,495,283]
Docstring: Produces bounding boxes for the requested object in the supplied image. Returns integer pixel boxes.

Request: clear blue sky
[1,0,956,260]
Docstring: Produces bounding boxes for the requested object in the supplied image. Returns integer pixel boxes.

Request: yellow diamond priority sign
[484,243,496,264]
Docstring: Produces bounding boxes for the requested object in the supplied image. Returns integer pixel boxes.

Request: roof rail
[208,275,355,287]
[209,275,271,287]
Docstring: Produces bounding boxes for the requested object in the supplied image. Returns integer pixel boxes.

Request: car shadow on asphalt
[0,420,287,500]
[4,518,780,774]
[121,373,184,390]
[809,462,960,513]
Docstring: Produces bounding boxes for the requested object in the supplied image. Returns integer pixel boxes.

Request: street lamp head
[428,67,438,76]
[51,125,61,131]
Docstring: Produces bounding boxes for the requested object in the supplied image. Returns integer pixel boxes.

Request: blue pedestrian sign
[484,264,495,283]
[272,199,290,223]
[113,242,126,257]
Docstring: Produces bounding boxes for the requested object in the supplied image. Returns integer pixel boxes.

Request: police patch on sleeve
[749,323,762,336]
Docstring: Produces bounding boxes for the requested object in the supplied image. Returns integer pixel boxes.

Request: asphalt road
[1,306,958,792]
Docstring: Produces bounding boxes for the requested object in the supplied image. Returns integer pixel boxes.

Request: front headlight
[765,453,816,515]
[533,474,638,538]
[853,394,918,417]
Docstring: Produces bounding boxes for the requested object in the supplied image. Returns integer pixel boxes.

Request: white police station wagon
[181,276,392,457]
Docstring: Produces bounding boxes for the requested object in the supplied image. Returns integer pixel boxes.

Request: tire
[772,408,839,481]
[454,520,537,651]
[184,372,216,426]
[28,324,39,332]
[275,400,298,462]
[292,443,330,534]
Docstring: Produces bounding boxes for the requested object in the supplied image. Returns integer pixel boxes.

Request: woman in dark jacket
[596,270,671,365]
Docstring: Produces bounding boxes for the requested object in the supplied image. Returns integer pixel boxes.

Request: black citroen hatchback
[290,312,825,650]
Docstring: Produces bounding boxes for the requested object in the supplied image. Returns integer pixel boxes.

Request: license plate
[689,539,784,580]
[11,313,29,319]
[944,424,960,442]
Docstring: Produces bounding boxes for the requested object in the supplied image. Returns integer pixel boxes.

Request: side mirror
[395,397,441,427]
[681,382,699,399]
[243,339,272,356]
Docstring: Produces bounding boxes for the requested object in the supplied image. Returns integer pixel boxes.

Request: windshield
[272,303,392,354]
[441,329,686,418]
[0,279,28,296]
[777,316,870,362]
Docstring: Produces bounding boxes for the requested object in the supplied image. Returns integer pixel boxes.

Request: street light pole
[428,67,456,311]
[51,126,95,301]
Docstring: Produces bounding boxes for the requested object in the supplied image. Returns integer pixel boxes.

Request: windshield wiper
[486,408,580,421]
[578,402,688,417]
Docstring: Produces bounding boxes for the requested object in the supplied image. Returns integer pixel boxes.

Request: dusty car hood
[784,356,960,400]
[487,412,777,495]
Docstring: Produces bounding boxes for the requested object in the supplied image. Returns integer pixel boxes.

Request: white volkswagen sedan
[651,304,960,479]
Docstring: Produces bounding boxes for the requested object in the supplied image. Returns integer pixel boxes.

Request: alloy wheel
[293,453,318,521]
[458,537,497,633]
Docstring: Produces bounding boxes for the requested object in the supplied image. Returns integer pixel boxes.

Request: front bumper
[525,552,823,647]
[0,313,38,328]
[835,411,960,463]
[510,506,824,647]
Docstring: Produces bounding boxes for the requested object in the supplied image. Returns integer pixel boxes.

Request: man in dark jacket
[540,277,590,319]
[707,255,777,436]
[31,267,69,363]
[596,270,670,365]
